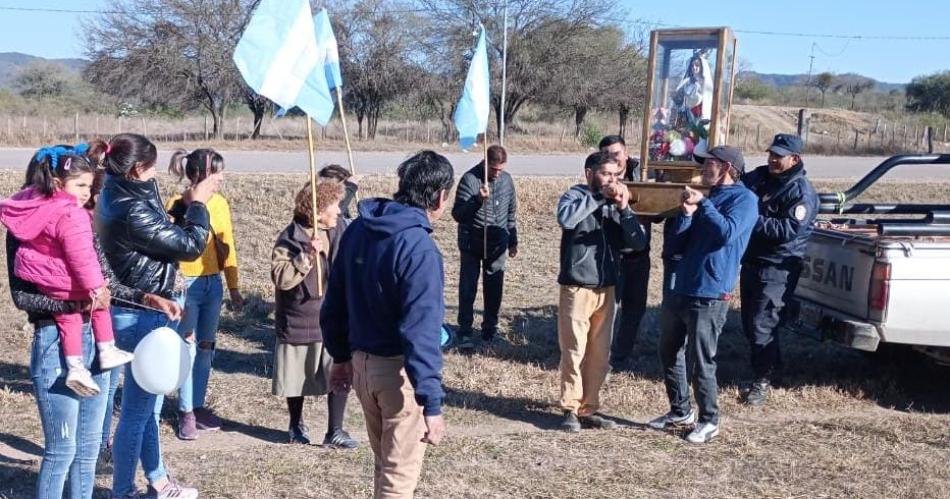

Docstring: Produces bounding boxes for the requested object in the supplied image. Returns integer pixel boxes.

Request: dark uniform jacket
[741,162,819,268]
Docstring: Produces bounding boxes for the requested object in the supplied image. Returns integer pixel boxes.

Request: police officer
[740,134,819,406]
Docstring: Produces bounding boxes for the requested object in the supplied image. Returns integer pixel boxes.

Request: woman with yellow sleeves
[166,148,244,441]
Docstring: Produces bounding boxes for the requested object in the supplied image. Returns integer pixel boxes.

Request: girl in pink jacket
[0,144,133,396]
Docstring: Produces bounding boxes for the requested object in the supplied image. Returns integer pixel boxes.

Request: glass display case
[637,27,738,182]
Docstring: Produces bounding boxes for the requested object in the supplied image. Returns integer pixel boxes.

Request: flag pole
[482,133,489,258]
[306,115,323,296]
[335,89,357,177]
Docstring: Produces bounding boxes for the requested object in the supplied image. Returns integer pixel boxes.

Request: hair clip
[63,158,72,171]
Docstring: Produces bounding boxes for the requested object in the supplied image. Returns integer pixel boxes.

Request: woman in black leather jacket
[96,133,220,499]
[4,143,182,499]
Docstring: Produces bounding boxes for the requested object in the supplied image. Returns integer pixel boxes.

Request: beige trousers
[557,285,616,416]
[353,351,427,499]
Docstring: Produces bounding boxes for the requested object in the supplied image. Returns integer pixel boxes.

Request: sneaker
[685,422,720,444]
[559,411,581,433]
[148,478,198,499]
[322,428,358,449]
[99,346,135,370]
[289,423,310,444]
[457,335,476,352]
[193,407,222,431]
[647,410,696,430]
[743,380,771,407]
[578,413,618,430]
[177,412,198,441]
[66,367,101,397]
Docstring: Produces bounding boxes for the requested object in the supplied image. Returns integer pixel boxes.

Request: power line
[4,4,950,41]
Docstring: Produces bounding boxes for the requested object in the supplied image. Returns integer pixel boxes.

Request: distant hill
[0,52,88,89]
[739,71,905,93]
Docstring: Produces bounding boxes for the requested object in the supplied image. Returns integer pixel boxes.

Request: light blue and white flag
[453,26,490,150]
[314,9,342,91]
[233,0,334,125]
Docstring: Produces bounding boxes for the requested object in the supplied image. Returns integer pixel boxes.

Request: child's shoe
[98,344,134,370]
[66,366,101,397]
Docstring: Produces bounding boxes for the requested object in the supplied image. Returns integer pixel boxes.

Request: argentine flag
[233,0,335,125]
[453,26,490,150]
[314,9,342,91]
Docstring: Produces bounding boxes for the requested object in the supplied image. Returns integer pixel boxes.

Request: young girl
[165,148,243,440]
[271,180,357,448]
[0,144,134,397]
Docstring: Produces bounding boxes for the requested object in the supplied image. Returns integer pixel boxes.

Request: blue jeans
[658,294,729,425]
[111,307,178,496]
[101,363,122,449]
[177,275,224,412]
[31,321,110,499]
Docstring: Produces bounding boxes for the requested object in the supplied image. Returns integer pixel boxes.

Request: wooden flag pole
[335,89,357,177]
[482,134,489,258]
[306,115,323,296]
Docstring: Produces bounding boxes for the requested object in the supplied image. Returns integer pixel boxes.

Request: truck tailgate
[796,228,874,319]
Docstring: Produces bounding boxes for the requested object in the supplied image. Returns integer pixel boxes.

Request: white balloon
[131,327,192,395]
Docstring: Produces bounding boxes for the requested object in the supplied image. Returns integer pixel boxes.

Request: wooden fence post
[204,115,210,141]
[853,130,859,150]
[797,109,810,145]
[927,126,934,154]
[74,113,80,142]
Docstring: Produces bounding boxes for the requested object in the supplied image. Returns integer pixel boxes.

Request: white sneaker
[149,479,198,499]
[66,367,101,397]
[686,422,720,444]
[647,410,696,430]
[99,346,134,370]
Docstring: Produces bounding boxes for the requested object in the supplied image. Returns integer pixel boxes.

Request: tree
[813,72,835,107]
[835,76,875,110]
[84,0,251,139]
[735,78,772,102]
[12,61,73,99]
[414,0,617,136]
[905,71,950,118]
[335,0,417,140]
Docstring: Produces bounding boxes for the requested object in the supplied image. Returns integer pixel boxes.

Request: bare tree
[334,0,418,140]
[835,76,875,110]
[813,72,835,107]
[84,0,251,139]
[413,0,617,136]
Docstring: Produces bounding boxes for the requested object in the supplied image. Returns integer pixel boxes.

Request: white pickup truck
[791,154,950,365]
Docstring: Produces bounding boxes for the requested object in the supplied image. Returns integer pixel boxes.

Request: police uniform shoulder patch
[793,204,808,221]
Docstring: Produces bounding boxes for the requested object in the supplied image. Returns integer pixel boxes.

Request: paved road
[2,147,948,179]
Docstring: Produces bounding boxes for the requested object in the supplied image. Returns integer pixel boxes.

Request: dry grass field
[1,170,949,498]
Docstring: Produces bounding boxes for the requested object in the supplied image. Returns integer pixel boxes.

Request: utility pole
[500,0,508,146]
[805,42,816,107]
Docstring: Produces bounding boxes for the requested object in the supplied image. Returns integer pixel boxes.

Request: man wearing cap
[599,135,650,370]
[739,134,819,406]
[649,145,757,444]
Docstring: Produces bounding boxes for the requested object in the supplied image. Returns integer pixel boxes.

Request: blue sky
[0,0,948,83]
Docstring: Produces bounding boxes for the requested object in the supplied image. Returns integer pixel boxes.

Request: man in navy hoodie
[648,145,758,444]
[321,150,454,497]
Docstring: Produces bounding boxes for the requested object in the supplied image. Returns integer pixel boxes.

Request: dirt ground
[1,173,948,498]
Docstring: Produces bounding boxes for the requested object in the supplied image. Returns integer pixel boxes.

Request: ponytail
[168,148,225,185]
[168,149,188,182]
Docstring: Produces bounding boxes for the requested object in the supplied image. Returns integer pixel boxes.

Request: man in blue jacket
[740,134,818,406]
[648,145,758,444]
[321,150,454,497]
